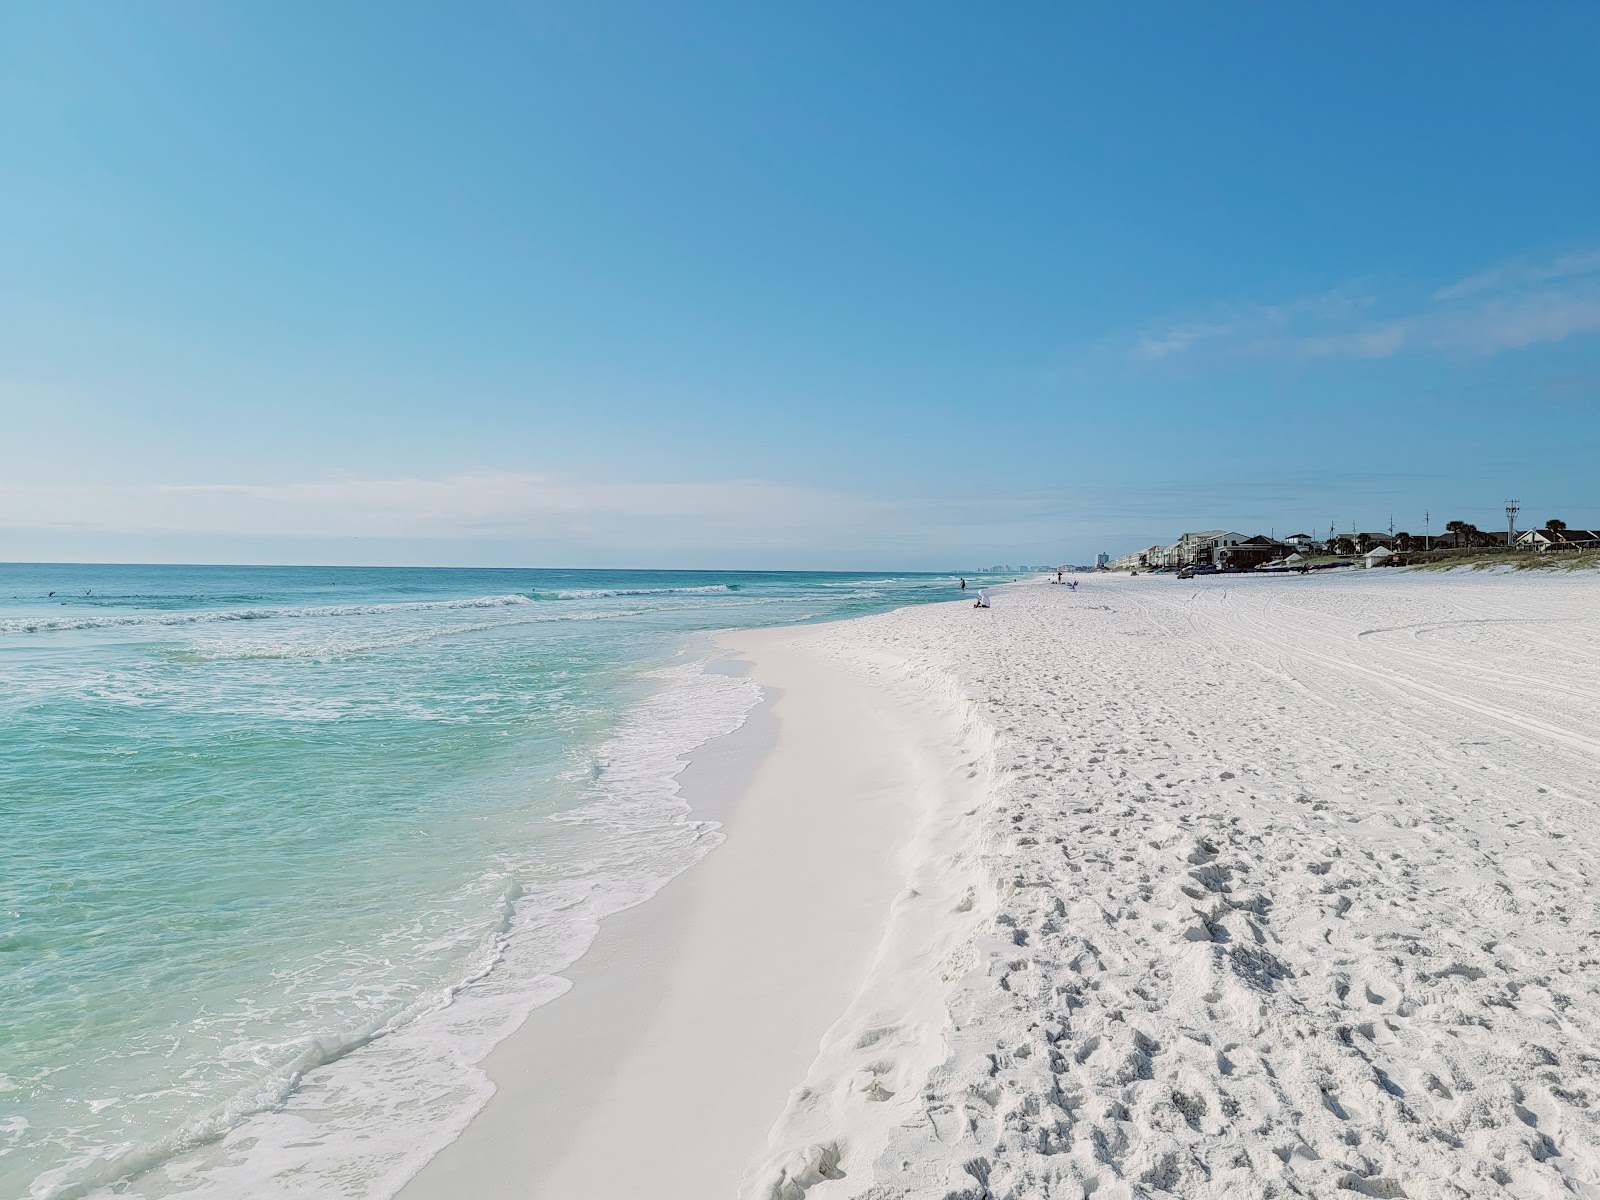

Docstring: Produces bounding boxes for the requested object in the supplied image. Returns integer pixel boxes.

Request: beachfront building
[1216,535,1289,570]
[1282,533,1322,553]
[1362,545,1395,569]
[1108,544,1170,570]
[1516,528,1600,551]
[1175,530,1252,568]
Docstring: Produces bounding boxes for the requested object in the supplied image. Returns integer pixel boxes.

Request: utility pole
[1425,509,1430,551]
[1506,498,1520,548]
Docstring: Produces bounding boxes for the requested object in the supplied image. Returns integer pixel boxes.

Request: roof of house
[1522,528,1600,544]
[1365,545,1394,558]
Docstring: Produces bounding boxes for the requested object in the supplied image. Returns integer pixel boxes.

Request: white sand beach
[406,569,1600,1199]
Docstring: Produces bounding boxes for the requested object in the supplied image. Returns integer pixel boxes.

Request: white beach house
[1516,528,1600,552]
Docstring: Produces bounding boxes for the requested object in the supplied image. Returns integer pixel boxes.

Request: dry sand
[409,569,1600,1200]
[753,570,1600,1199]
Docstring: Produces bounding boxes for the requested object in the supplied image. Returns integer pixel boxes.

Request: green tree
[1395,532,1414,551]
[1331,536,1356,556]
[1546,518,1567,531]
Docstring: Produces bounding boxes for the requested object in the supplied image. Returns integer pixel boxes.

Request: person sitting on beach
[973,589,990,608]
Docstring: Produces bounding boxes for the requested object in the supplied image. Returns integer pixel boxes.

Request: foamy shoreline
[412,568,1600,1199]
[400,617,976,1199]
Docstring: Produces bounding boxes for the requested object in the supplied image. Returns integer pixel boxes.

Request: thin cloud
[1,473,866,542]
[1137,247,1600,364]
[1136,289,1371,361]
[0,469,1454,561]
[1432,247,1600,302]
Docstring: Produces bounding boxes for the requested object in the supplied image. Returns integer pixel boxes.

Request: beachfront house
[1216,535,1288,570]
[1175,530,1251,568]
[1150,543,1181,568]
[1112,544,1170,570]
[1516,528,1600,552]
[1174,530,1290,569]
[1282,533,1321,553]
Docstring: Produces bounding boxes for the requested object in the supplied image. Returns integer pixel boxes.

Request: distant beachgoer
[960,577,966,590]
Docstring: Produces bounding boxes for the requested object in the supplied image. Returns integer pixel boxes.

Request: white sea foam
[550,584,734,600]
[1,595,535,636]
[187,609,657,661]
[62,651,760,1200]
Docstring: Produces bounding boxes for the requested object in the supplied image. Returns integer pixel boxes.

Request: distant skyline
[4,3,1599,568]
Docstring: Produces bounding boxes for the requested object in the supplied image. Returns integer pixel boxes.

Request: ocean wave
[548,584,734,600]
[0,595,535,636]
[187,608,657,661]
[37,659,759,1200]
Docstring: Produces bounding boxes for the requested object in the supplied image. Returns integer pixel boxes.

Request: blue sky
[4,2,1598,568]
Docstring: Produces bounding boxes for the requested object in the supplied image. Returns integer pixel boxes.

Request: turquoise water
[0,565,990,1199]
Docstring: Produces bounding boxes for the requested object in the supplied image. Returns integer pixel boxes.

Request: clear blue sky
[4,2,1598,568]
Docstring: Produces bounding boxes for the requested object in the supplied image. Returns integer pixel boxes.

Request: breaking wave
[2,594,535,635]
[548,585,735,600]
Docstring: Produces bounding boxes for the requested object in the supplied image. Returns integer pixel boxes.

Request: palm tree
[1395,532,1414,551]
[1546,518,1567,531]
[1331,536,1356,556]
[1354,532,1374,553]
[1444,519,1484,549]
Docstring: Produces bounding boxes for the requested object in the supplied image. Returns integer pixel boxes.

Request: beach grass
[1401,547,1600,571]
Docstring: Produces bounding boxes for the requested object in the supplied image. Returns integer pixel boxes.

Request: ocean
[0,563,1000,1199]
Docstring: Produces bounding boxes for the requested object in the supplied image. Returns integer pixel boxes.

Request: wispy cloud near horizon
[0,467,1499,567]
[1136,247,1600,364]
